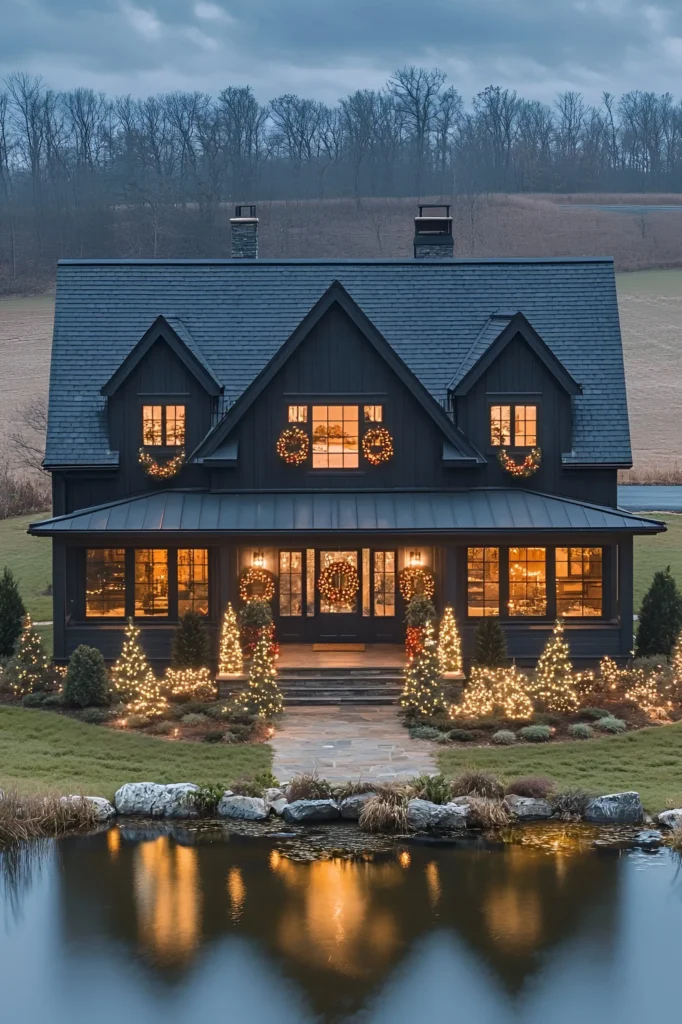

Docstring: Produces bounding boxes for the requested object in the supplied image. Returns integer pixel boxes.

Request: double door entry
[275,548,400,643]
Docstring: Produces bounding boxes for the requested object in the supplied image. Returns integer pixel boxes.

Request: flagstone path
[271,706,437,782]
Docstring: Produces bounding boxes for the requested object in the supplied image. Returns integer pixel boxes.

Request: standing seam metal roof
[46,257,631,467]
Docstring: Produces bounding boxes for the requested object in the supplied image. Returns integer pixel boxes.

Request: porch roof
[29,489,665,537]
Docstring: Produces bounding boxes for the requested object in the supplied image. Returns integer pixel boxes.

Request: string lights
[362,426,394,465]
[238,628,284,717]
[138,447,185,479]
[276,426,309,465]
[318,560,359,605]
[400,619,445,715]
[127,669,168,718]
[110,618,150,702]
[218,602,244,676]
[164,667,216,701]
[456,664,534,719]
[497,446,542,478]
[239,568,276,603]
[533,619,580,712]
[399,566,435,601]
[10,614,49,695]
[438,606,462,675]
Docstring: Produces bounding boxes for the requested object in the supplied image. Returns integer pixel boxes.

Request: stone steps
[220,667,405,705]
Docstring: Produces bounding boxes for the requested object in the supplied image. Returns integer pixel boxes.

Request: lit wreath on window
[362,426,394,466]
[276,427,309,465]
[399,566,435,601]
[138,447,185,479]
[497,446,542,479]
[239,567,276,603]
[318,560,360,604]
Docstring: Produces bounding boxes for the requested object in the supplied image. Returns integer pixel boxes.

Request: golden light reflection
[269,850,282,871]
[134,837,201,965]
[106,827,121,858]
[425,861,441,908]
[484,886,543,952]
[398,850,411,869]
[227,866,246,923]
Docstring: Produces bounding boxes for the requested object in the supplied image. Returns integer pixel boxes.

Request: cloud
[1,0,682,104]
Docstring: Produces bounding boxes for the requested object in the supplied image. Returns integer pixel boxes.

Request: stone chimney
[230,203,258,258]
[413,203,453,258]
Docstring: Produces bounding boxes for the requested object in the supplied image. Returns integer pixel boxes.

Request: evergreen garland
[110,618,150,702]
[239,629,283,717]
[218,602,243,675]
[438,605,462,674]
[400,619,445,716]
[635,566,682,658]
[171,610,210,669]
[533,619,579,712]
[474,617,508,667]
[0,567,26,657]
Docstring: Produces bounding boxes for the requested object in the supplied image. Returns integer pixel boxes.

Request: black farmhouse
[31,206,664,667]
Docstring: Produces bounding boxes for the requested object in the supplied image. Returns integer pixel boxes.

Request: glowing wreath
[497,447,542,478]
[239,567,276,603]
[276,427,309,465]
[138,447,185,479]
[318,560,360,604]
[362,426,394,466]
[399,566,436,601]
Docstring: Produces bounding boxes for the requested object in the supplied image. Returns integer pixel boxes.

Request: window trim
[141,402,186,449]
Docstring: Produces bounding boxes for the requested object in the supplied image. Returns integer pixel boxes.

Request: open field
[437,721,682,812]
[0,706,272,799]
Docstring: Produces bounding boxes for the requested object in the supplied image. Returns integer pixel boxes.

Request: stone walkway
[271,706,437,782]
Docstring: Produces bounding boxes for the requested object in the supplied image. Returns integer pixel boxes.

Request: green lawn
[438,722,682,812]
[634,513,682,610]
[0,707,272,799]
[0,514,51,620]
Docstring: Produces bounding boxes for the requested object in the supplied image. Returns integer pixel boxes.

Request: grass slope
[437,723,682,812]
[634,514,682,610]
[0,707,272,799]
[0,513,51,620]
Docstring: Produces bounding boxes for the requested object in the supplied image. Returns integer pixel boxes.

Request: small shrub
[635,566,682,658]
[227,723,253,742]
[79,707,110,724]
[286,772,332,802]
[0,567,26,657]
[505,776,556,799]
[224,708,256,727]
[203,730,224,743]
[253,770,279,791]
[519,724,552,743]
[181,712,209,727]
[193,784,225,817]
[552,789,590,821]
[230,778,265,797]
[580,707,611,720]
[148,719,174,736]
[492,729,516,745]
[404,594,437,627]
[181,700,211,715]
[205,703,229,721]
[450,770,504,800]
[22,691,46,708]
[593,715,627,733]
[171,610,210,669]
[359,789,409,833]
[410,773,451,804]
[63,645,110,707]
[569,723,593,740]
[448,728,485,742]
[125,714,149,729]
[474,617,507,667]
[223,731,238,744]
[409,724,442,741]
[436,733,453,745]
[42,693,63,708]
[466,797,511,829]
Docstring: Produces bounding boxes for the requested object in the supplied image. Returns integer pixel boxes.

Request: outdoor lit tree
[10,614,49,695]
[672,630,682,687]
[127,669,168,719]
[459,664,534,720]
[533,619,579,712]
[0,566,26,657]
[218,602,243,676]
[400,618,445,716]
[239,629,283,717]
[110,618,150,702]
[438,605,462,674]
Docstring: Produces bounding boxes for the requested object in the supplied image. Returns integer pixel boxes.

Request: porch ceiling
[29,489,665,536]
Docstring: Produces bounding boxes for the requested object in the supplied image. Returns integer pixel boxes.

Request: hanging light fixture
[252,550,265,568]
[409,550,422,566]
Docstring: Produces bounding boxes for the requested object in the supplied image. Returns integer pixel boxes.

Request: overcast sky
[3,0,682,104]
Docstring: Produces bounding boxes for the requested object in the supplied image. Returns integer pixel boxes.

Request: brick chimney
[413,203,453,258]
[230,203,258,258]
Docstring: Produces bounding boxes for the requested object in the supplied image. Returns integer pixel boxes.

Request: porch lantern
[252,550,266,569]
[409,550,422,566]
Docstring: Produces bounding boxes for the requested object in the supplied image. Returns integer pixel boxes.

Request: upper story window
[490,404,537,447]
[288,405,307,423]
[364,405,383,422]
[312,405,359,468]
[142,404,185,447]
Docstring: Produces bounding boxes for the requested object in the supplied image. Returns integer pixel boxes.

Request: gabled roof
[450,311,582,396]
[46,257,632,467]
[28,488,666,536]
[101,314,222,398]
[193,280,482,464]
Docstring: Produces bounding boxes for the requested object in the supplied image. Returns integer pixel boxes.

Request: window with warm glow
[373,551,396,616]
[490,404,537,447]
[288,405,307,423]
[85,549,125,617]
[134,549,169,616]
[508,547,547,616]
[142,405,185,447]
[312,406,359,468]
[364,405,383,422]
[556,547,603,617]
[467,547,500,616]
[178,549,208,616]
[279,551,303,616]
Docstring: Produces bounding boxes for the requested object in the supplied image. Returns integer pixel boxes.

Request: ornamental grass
[358,787,409,834]
[286,772,333,802]
[409,773,452,805]
[551,789,591,821]
[449,769,504,800]
[0,789,99,847]
[466,797,512,829]
[504,776,556,799]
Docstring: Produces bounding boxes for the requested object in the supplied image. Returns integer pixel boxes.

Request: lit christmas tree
[438,606,462,675]
[533,619,579,712]
[400,619,445,716]
[458,665,534,719]
[110,618,150,702]
[10,614,49,695]
[239,629,283,717]
[218,602,243,676]
[127,669,168,719]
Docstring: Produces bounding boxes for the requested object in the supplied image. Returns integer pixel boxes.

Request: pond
[1,822,680,1023]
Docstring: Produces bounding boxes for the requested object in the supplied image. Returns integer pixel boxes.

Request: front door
[317,549,362,641]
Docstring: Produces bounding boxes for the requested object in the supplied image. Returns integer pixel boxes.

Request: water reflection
[134,837,201,965]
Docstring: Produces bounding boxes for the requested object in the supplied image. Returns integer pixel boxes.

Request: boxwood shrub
[519,724,552,743]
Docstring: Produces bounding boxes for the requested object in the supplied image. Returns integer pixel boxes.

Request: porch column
[618,537,634,657]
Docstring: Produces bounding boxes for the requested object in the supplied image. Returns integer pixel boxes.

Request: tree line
[2,67,682,285]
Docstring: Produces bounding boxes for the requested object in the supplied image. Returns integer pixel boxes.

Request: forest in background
[3,68,682,291]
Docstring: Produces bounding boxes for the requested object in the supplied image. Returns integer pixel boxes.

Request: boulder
[60,795,116,821]
[505,795,553,821]
[656,808,682,830]
[407,799,469,831]
[584,791,644,824]
[282,799,340,823]
[114,782,199,818]
[218,794,269,821]
[339,793,376,820]
[265,788,288,817]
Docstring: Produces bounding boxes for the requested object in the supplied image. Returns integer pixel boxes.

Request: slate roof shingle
[45,257,632,467]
